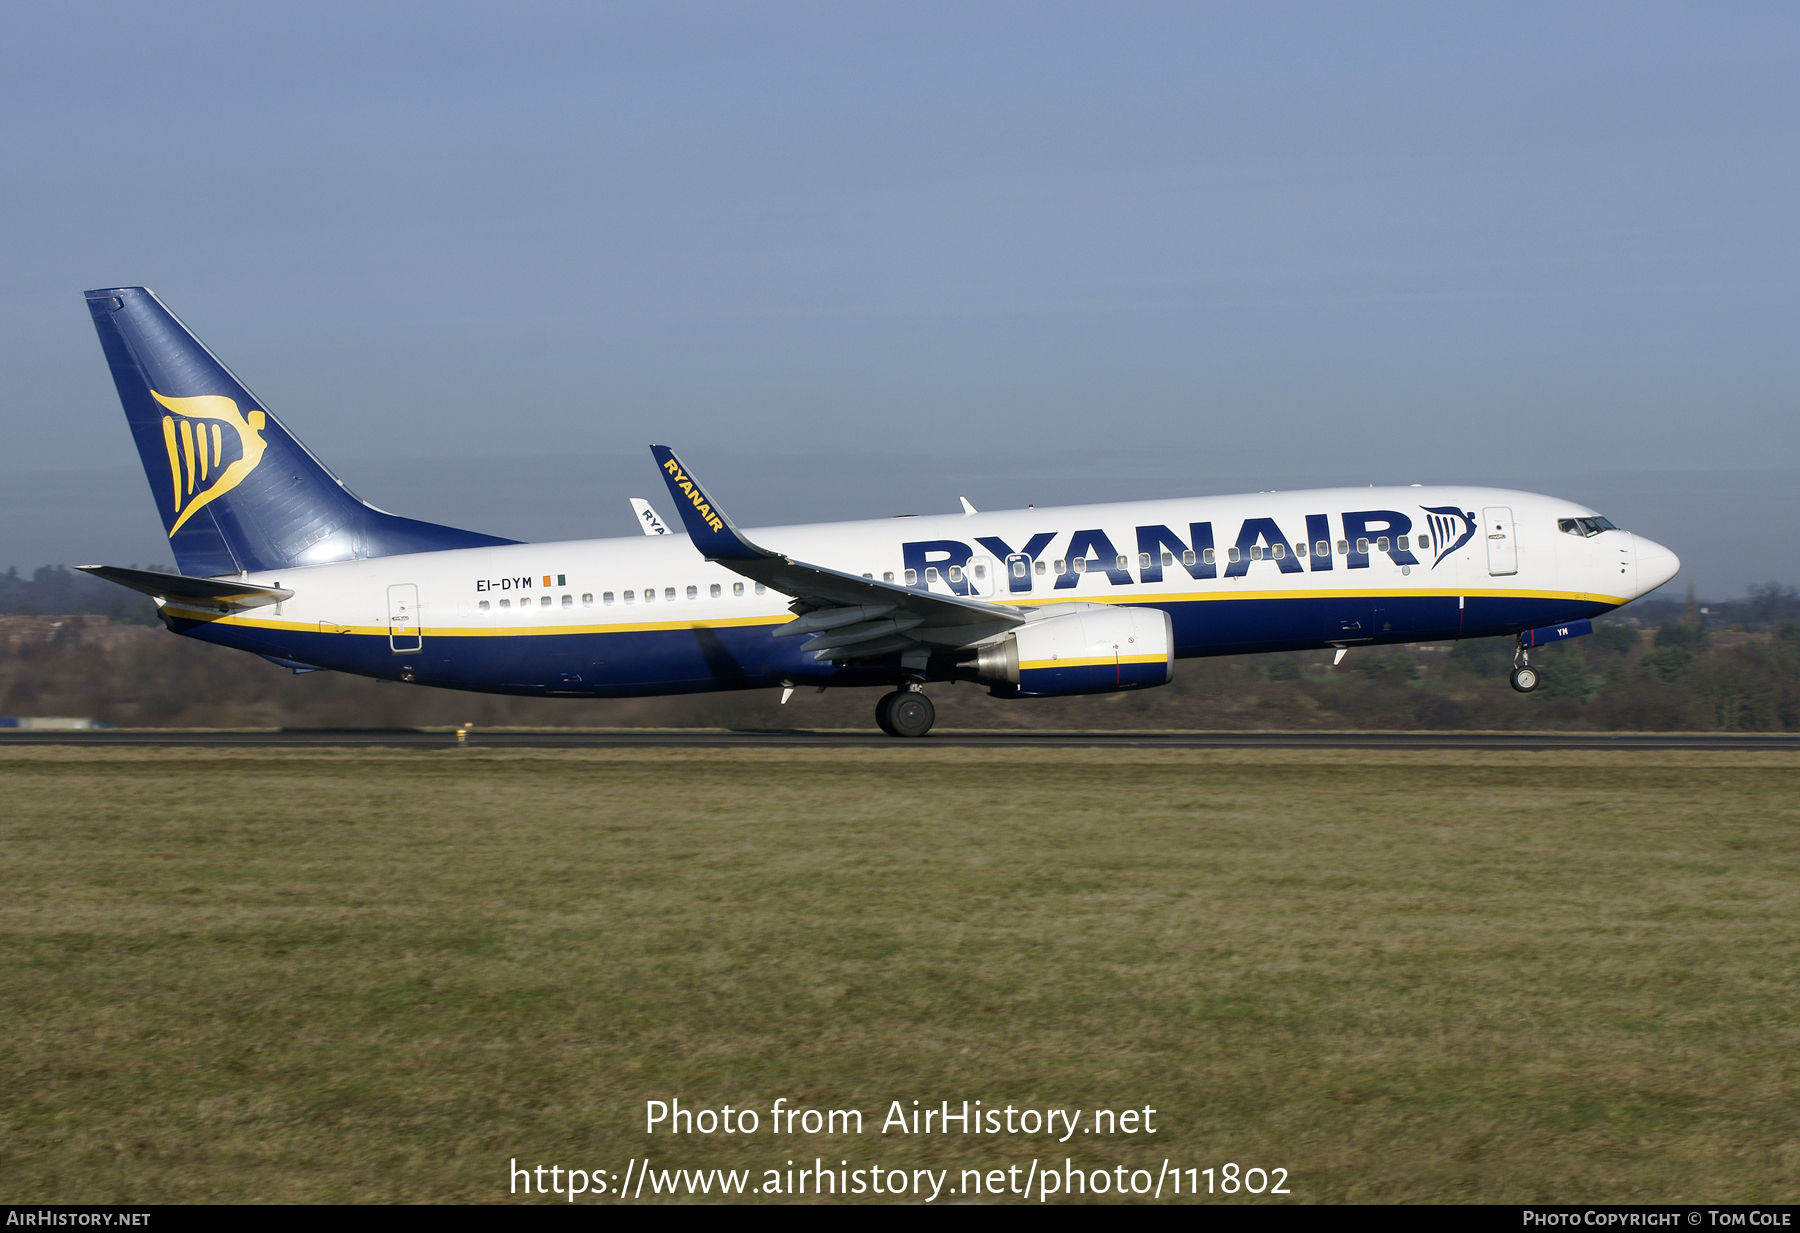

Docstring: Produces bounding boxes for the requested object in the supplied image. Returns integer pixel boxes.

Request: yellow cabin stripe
[169,585,1624,636]
[172,609,795,636]
[1021,654,1168,670]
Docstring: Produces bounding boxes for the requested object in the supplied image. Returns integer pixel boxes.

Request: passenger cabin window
[540,595,551,608]
[664,587,676,601]
[582,593,593,606]
[1272,543,1286,559]
[905,569,918,585]
[478,600,490,612]
[1053,559,1066,574]
[733,582,744,596]
[755,583,766,594]
[1376,537,1389,553]
[1417,536,1430,550]
[644,588,655,602]
[1228,547,1241,563]
[1182,550,1196,567]
[973,564,986,580]
[624,590,635,603]
[1397,536,1409,550]
[603,592,615,605]
[883,572,895,583]
[926,567,940,582]
[1162,552,1173,567]
[710,584,721,598]
[562,594,573,608]
[1295,543,1307,557]
[1337,540,1348,555]
[1201,548,1215,565]
[1250,545,1262,561]
[686,585,697,600]
[1035,560,1046,575]
[1116,555,1129,570]
[946,566,962,583]
[499,598,511,610]
[1012,559,1028,578]
[1316,541,1329,557]
[1356,538,1370,554]
[1072,558,1086,573]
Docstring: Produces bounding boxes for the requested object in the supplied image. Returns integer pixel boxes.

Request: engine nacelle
[976,606,1174,697]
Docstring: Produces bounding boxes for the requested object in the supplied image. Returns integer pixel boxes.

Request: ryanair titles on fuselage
[898,503,1479,597]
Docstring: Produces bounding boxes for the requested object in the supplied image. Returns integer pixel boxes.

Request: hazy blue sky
[3,3,1795,597]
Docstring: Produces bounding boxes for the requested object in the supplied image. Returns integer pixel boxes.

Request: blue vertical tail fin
[84,286,516,576]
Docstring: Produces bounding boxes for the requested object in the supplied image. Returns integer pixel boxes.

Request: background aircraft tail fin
[84,286,517,577]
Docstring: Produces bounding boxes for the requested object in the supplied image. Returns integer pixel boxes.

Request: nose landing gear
[875,684,936,737]
[1510,637,1540,693]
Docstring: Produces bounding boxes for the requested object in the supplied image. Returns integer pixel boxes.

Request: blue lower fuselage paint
[168,591,1613,698]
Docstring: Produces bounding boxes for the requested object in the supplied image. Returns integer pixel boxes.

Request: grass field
[2,747,1797,1204]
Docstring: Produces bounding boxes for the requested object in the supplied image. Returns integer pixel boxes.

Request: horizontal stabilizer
[77,564,293,613]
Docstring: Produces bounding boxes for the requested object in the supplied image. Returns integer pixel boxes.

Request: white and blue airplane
[79,286,1680,736]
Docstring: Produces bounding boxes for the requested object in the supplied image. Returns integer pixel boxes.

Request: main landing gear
[875,685,936,737]
[1510,637,1540,693]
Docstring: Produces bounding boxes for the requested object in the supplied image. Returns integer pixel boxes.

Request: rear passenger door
[387,583,422,653]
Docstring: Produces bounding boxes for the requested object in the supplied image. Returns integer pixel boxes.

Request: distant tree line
[4,566,1796,730]
[1623,581,1800,632]
[0,566,159,625]
[2,606,1796,732]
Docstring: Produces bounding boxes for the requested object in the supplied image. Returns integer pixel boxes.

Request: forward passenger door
[1482,507,1517,576]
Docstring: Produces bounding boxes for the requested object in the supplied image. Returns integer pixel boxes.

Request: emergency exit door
[387,583,422,653]
[966,555,998,598]
[1482,507,1517,576]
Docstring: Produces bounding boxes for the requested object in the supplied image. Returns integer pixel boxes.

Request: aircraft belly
[172,619,817,697]
[1160,593,1615,658]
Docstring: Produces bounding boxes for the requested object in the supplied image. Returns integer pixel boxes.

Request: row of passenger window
[476,581,769,613]
[473,533,1434,614]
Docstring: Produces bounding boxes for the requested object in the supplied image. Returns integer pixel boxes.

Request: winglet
[649,445,770,561]
[628,497,671,536]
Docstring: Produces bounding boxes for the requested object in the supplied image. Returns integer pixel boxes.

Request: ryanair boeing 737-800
[78,287,1681,736]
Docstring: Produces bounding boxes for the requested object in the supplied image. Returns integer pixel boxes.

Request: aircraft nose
[1633,534,1680,597]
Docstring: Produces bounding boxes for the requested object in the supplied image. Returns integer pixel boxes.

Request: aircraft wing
[650,445,1023,665]
[78,564,293,613]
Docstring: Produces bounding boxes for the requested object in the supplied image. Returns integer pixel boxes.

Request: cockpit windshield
[1558,516,1618,538]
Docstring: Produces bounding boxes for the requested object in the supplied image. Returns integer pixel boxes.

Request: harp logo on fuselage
[1418,506,1478,569]
[151,390,268,537]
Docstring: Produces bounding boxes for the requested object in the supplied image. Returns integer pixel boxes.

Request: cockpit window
[1558,516,1618,538]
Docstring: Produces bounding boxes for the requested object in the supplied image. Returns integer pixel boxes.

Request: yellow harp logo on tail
[151,390,268,537]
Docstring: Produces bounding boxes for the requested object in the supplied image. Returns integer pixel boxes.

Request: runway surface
[3,729,1797,750]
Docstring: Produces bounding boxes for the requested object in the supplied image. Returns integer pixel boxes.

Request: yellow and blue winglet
[649,445,770,561]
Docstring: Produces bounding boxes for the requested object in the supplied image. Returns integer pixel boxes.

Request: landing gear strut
[875,686,935,737]
[1510,638,1540,693]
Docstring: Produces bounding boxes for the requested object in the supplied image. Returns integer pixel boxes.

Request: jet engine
[975,606,1173,697]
